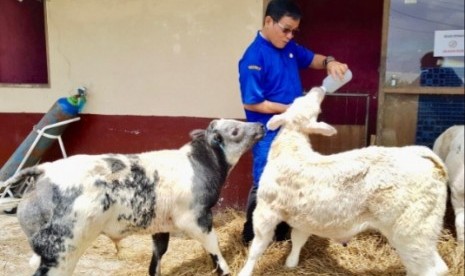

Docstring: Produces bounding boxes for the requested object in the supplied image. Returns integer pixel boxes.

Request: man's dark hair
[265,0,302,22]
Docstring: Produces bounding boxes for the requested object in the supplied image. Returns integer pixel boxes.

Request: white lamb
[433,125,464,244]
[239,87,449,276]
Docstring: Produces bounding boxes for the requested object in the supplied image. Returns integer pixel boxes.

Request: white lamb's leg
[388,229,448,276]
[238,206,278,276]
[454,205,464,244]
[432,251,449,276]
[285,228,310,268]
[396,246,447,276]
[451,168,465,244]
[238,230,274,276]
[382,195,448,276]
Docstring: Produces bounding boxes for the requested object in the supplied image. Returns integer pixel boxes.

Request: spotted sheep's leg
[149,233,170,276]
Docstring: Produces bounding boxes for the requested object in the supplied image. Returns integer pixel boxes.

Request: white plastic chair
[0,117,80,212]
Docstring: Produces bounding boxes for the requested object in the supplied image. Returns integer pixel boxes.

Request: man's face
[263,15,300,49]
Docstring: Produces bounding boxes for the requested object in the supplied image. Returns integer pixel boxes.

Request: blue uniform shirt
[239,32,314,186]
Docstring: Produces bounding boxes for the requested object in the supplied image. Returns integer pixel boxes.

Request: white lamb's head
[267,87,337,136]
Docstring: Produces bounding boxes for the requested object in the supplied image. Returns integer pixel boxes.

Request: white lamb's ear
[267,114,286,130]
[307,121,337,136]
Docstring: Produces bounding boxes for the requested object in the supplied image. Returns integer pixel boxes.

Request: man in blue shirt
[239,0,349,244]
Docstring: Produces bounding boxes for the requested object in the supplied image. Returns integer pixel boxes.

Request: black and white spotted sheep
[4,119,264,276]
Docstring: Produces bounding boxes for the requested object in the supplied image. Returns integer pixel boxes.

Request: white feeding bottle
[321,69,353,93]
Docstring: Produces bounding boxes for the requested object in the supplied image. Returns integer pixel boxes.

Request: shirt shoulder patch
[248,65,261,71]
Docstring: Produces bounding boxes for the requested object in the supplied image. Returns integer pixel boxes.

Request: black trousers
[242,185,290,244]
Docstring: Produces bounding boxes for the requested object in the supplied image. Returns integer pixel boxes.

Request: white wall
[0,0,263,118]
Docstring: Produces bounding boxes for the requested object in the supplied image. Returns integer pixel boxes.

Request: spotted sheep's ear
[189,129,205,139]
[267,113,286,131]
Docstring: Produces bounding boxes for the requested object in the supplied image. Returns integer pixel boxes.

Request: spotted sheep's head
[267,87,337,137]
[191,119,264,167]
